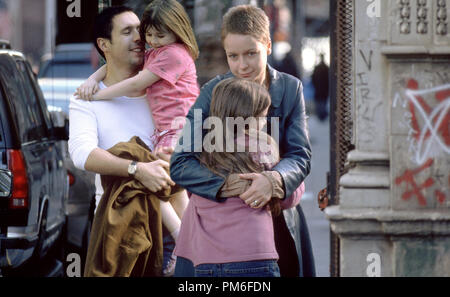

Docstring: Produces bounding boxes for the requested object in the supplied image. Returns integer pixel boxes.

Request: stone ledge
[325,206,450,236]
[347,150,389,163]
[381,45,450,57]
[340,150,390,188]
[340,170,390,188]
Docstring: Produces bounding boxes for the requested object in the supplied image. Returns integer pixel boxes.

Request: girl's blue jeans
[188,259,280,277]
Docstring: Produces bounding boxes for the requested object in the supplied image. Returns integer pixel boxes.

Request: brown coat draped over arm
[84,136,182,277]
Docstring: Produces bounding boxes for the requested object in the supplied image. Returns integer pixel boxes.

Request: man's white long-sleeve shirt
[68,82,155,206]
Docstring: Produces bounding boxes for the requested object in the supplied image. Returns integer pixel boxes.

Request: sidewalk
[303,114,331,277]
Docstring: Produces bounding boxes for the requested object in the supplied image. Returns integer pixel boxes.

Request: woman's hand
[74,78,99,101]
[238,173,273,209]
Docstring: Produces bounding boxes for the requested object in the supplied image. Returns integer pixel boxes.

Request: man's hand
[238,173,273,209]
[75,78,99,101]
[135,160,175,192]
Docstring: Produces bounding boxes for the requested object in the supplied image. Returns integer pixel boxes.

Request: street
[303,113,331,277]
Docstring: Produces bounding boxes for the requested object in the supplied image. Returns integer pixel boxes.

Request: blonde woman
[171,5,314,277]
[173,78,305,277]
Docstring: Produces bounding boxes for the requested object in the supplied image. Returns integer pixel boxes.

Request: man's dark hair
[93,6,134,59]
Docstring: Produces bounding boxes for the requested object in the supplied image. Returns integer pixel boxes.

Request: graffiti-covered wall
[388,0,450,211]
[326,0,450,277]
[391,64,450,209]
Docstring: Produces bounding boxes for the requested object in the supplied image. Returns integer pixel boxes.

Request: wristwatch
[128,161,138,177]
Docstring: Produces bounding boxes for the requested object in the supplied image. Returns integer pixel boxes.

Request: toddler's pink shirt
[144,43,199,131]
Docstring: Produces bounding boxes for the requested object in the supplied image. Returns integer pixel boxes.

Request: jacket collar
[267,64,284,108]
[224,64,284,108]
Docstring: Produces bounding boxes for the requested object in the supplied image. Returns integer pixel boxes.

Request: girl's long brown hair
[199,78,281,216]
[140,0,199,60]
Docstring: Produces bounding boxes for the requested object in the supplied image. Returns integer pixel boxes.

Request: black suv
[0,40,69,271]
[37,43,97,257]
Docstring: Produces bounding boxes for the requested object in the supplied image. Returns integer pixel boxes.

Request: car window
[2,61,34,143]
[40,61,94,79]
[14,60,47,142]
[0,90,4,145]
[0,74,18,149]
[21,61,53,132]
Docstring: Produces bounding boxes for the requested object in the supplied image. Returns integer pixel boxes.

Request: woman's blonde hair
[221,5,271,46]
[140,0,199,60]
[199,78,281,216]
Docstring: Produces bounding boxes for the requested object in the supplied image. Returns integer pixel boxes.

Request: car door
[21,60,68,223]
[15,58,59,228]
[0,57,45,228]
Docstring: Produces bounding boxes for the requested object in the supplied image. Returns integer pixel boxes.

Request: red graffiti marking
[435,190,446,205]
[406,79,450,146]
[395,158,448,206]
[395,158,434,206]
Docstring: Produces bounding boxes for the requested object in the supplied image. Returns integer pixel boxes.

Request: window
[40,61,94,79]
[0,89,4,144]
[21,61,53,134]
[12,60,47,142]
[1,60,33,143]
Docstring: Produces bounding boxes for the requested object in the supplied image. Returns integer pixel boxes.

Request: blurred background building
[0,0,329,89]
[0,0,97,71]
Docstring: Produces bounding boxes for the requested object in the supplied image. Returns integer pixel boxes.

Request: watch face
[128,162,137,175]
